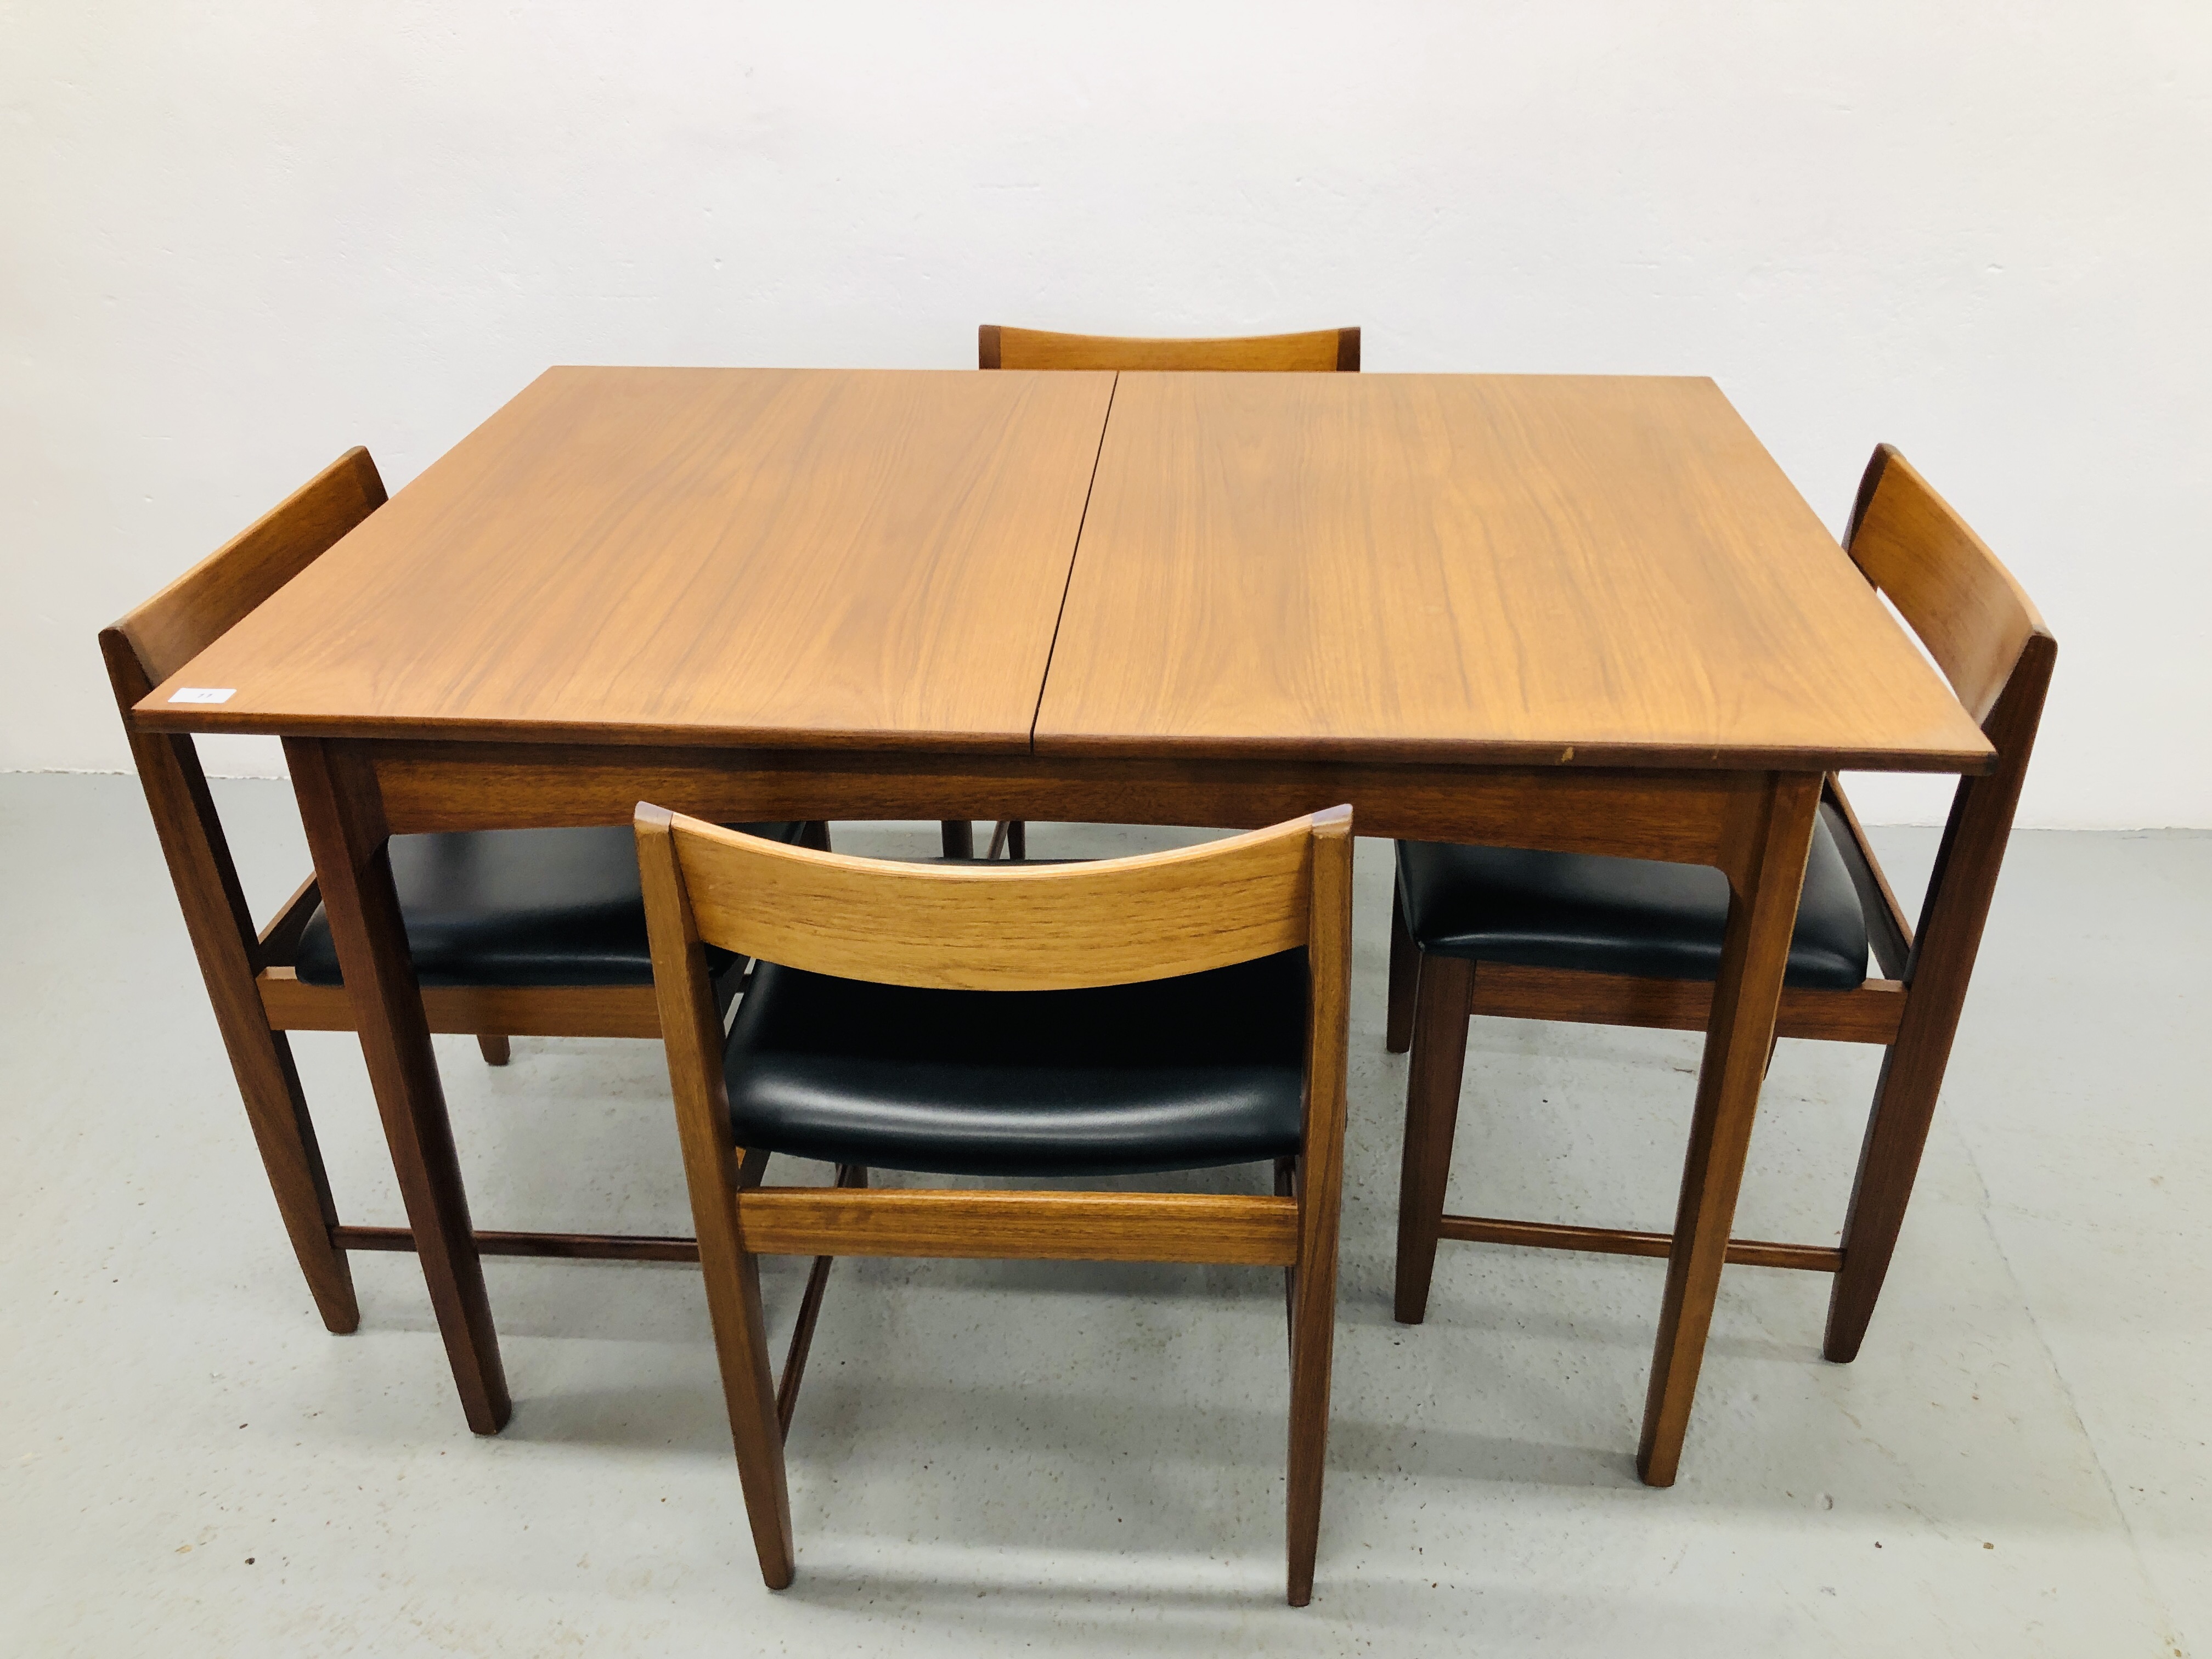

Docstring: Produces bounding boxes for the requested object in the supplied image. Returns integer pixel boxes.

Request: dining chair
[100,447,820,1333]
[980,323,1361,374]
[636,802,1353,1605]
[1387,444,2055,1370]
[969,323,1362,859]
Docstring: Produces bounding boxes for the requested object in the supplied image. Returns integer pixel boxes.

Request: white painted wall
[7,3,2207,825]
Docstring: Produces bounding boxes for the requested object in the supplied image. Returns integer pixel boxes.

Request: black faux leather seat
[1395,803,1871,990]
[294,823,806,988]
[724,949,1308,1177]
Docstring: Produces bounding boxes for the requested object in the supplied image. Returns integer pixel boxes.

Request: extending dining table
[134,364,1991,1486]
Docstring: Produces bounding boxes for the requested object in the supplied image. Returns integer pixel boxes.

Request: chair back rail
[650,809,1324,990]
[1843,444,2057,980]
[111,447,387,689]
[99,448,386,973]
[980,324,1358,374]
[1844,444,2047,727]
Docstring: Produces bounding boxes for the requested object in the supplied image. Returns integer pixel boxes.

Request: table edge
[132,702,1997,778]
[127,704,1042,757]
[1029,729,1997,777]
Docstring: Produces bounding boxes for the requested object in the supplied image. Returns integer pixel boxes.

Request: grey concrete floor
[2,772,2206,1656]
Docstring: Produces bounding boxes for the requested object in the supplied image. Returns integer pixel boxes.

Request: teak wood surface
[980,323,1358,373]
[138,368,1114,751]
[672,813,1316,990]
[974,323,1362,859]
[128,368,1995,1496]
[1037,373,1991,772]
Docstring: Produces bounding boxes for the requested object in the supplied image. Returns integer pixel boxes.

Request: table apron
[367,740,1802,868]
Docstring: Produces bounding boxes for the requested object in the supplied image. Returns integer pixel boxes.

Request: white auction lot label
[167,687,236,704]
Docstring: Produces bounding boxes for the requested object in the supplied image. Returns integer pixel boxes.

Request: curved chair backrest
[103,447,387,699]
[637,806,1348,992]
[1838,444,2056,986]
[98,448,387,983]
[980,325,1359,374]
[1843,444,2047,730]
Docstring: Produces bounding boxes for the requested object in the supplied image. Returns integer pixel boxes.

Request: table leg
[285,737,511,1434]
[1636,772,1820,1487]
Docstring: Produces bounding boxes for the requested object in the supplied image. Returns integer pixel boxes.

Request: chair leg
[475,1033,511,1066]
[124,725,359,1333]
[1286,1151,1342,1608]
[704,1243,797,1589]
[800,820,833,853]
[1386,876,1418,1053]
[1275,1156,1297,1350]
[1007,820,1026,860]
[939,820,974,859]
[680,1156,794,1592]
[1394,955,1475,1324]
[1822,1036,1949,1363]
[244,1026,362,1333]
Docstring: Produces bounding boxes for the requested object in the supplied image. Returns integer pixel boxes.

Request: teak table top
[140,365,1991,776]
[1036,373,1990,772]
[123,363,2004,1494]
[140,366,1115,752]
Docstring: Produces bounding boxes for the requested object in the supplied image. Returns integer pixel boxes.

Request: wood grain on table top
[140,366,1990,775]
[140,367,1115,751]
[1033,373,1993,772]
